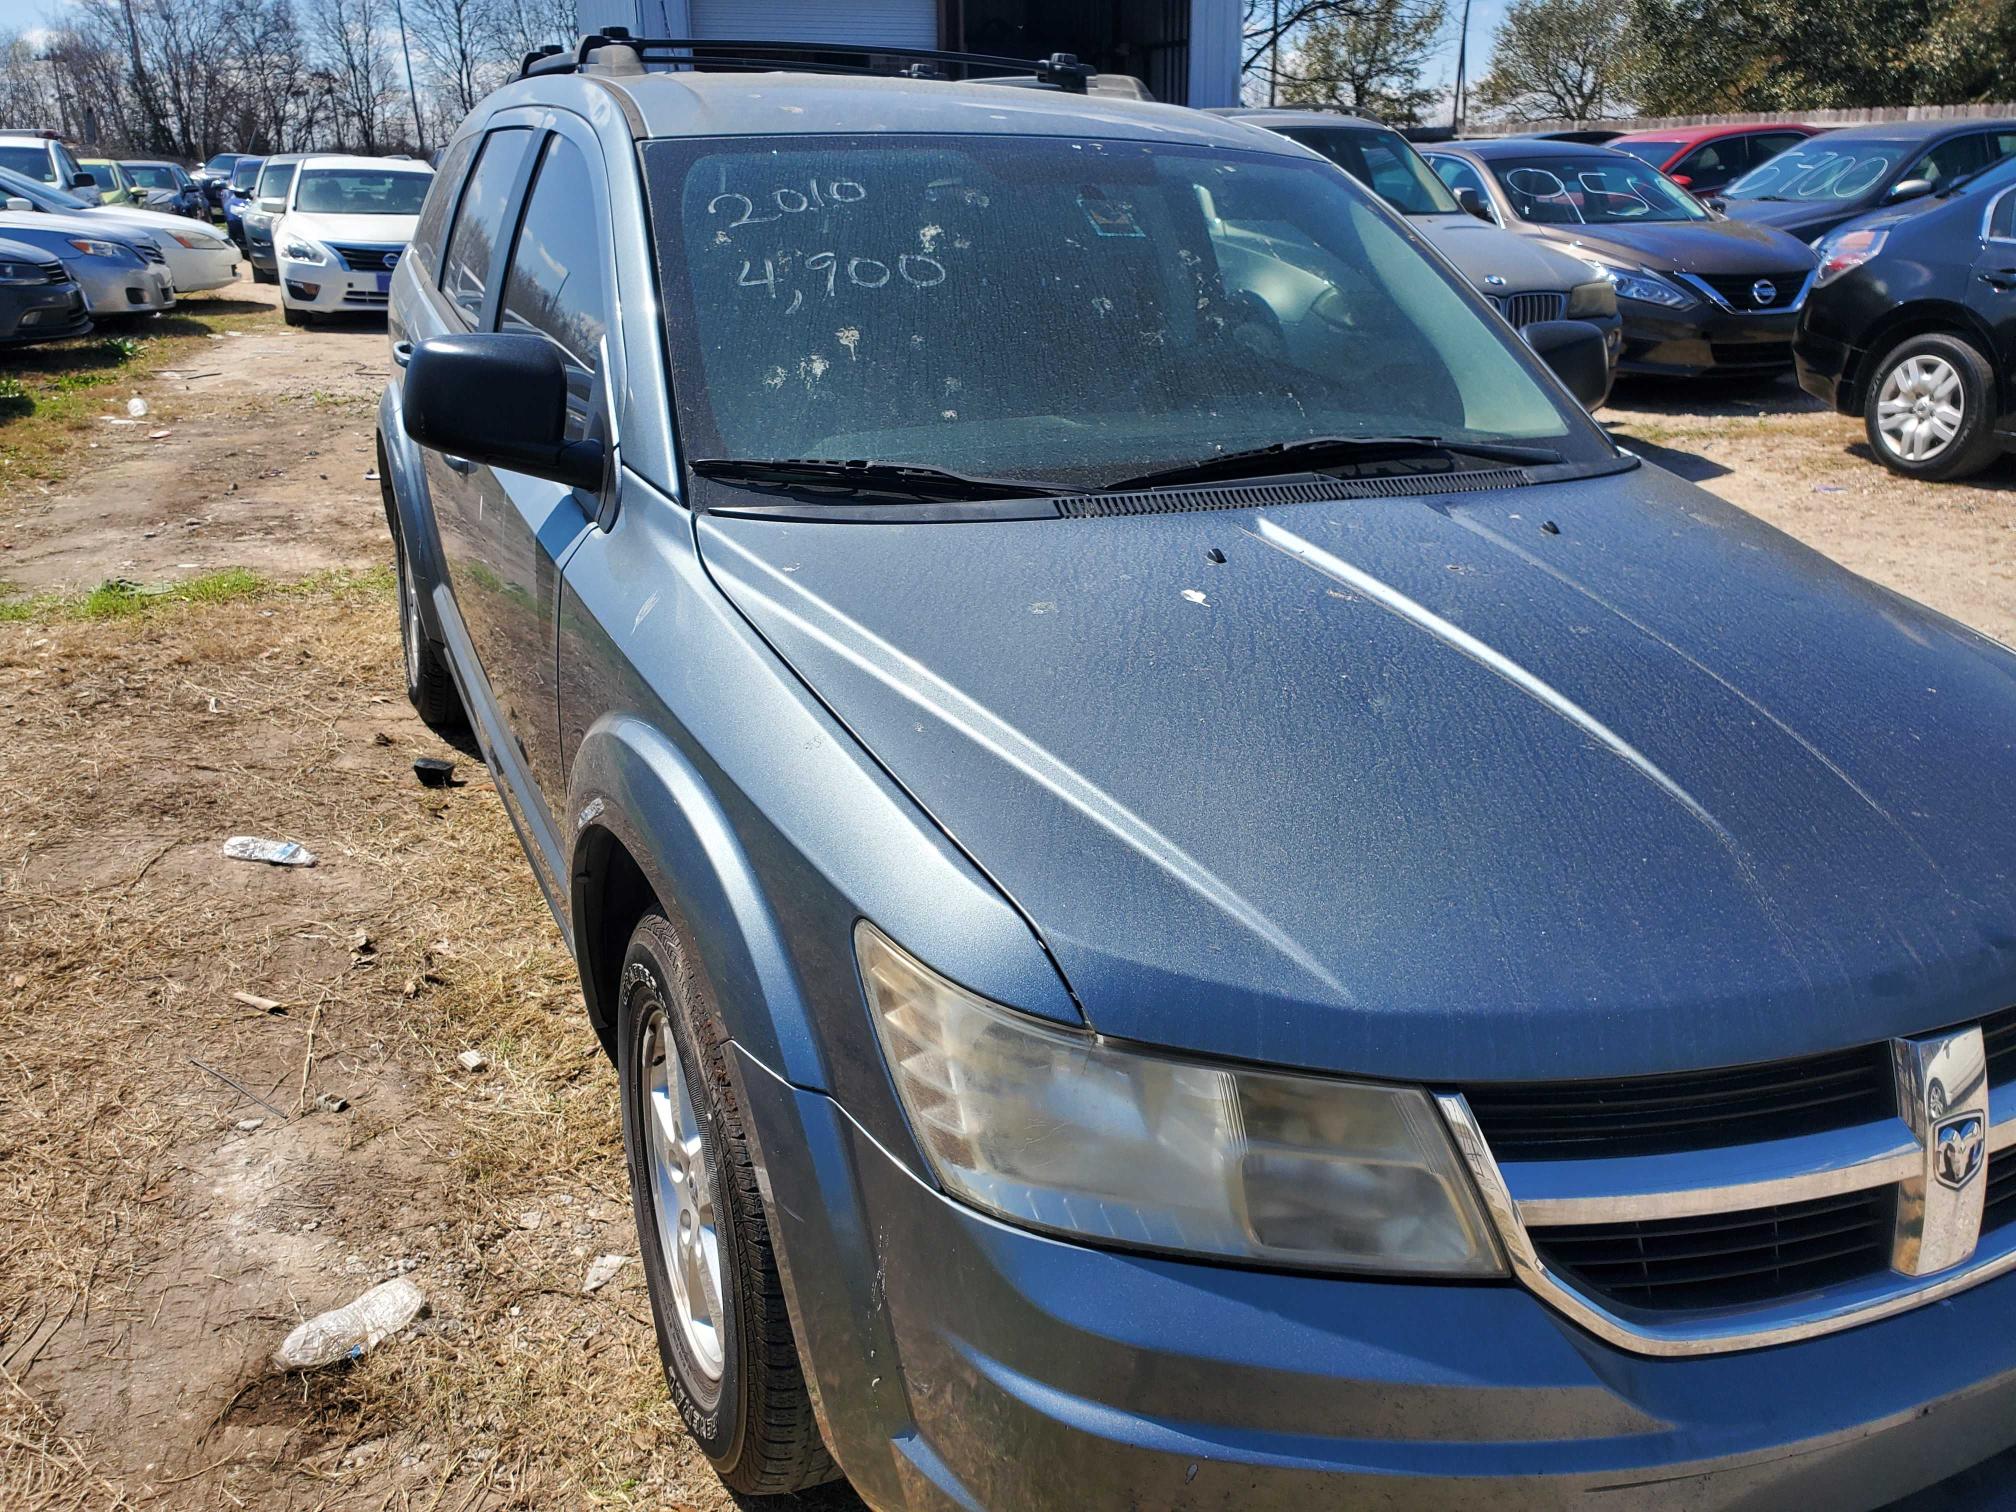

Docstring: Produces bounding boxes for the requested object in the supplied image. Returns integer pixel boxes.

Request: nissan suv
[378,34,2016,1511]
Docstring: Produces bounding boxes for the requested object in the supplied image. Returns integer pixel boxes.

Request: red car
[1610,123,1825,194]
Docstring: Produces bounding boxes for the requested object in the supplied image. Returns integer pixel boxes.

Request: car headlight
[67,237,133,262]
[169,229,227,249]
[0,259,43,284]
[1814,227,1887,287]
[280,236,328,265]
[1591,262,1696,309]
[1566,278,1619,318]
[858,922,1505,1276]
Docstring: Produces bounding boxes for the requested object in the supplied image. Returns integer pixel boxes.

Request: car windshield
[1612,139,1682,165]
[294,167,430,214]
[1488,155,1709,224]
[123,163,178,189]
[205,154,237,173]
[1272,126,1460,215]
[1726,141,1904,200]
[643,134,1609,493]
[230,159,265,190]
[0,144,55,183]
[256,161,298,200]
[0,166,82,209]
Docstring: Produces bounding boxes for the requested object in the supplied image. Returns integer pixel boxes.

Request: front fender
[375,384,451,644]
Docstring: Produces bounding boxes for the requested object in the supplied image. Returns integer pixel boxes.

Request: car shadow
[178,296,270,317]
[1609,370,1825,419]
[1607,433,1733,483]
[731,1484,870,1511]
[1843,440,2016,491]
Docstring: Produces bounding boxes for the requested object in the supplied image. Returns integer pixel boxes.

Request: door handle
[444,455,472,475]
[392,339,413,368]
[1981,268,2016,291]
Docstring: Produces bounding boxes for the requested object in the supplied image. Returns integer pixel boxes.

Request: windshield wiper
[1103,435,1563,492]
[690,456,1078,501]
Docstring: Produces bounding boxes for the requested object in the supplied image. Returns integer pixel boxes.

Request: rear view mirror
[402,333,604,491]
[1888,177,1934,203]
[1454,187,1491,221]
[1523,319,1612,409]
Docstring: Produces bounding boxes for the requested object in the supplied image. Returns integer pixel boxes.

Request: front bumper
[0,281,91,343]
[280,257,393,314]
[1795,323,1862,413]
[735,1046,2016,1512]
[74,261,174,317]
[1617,300,1799,377]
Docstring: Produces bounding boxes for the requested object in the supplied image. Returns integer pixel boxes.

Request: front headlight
[169,228,227,248]
[0,259,42,284]
[859,923,1505,1276]
[279,236,328,265]
[1592,262,1696,309]
[67,237,132,262]
[1814,227,1887,287]
[1567,278,1618,318]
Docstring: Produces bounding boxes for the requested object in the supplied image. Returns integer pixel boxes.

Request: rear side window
[1990,188,2016,241]
[499,136,609,440]
[440,128,535,323]
[1906,133,1992,188]
[1674,140,1741,180]
[410,134,479,272]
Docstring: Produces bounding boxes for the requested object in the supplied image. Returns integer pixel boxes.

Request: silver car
[0,211,174,316]
[0,233,91,344]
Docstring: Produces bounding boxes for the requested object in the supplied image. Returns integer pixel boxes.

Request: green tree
[1474,0,1634,123]
[1279,0,1449,123]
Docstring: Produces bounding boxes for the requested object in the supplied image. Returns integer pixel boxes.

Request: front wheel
[616,909,836,1497]
[1864,333,2004,481]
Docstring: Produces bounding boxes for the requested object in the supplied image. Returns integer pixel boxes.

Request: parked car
[276,154,432,324]
[79,157,146,207]
[1795,155,2016,480]
[0,166,239,293]
[192,151,244,210]
[1609,122,1824,195]
[242,153,305,284]
[0,211,173,317]
[1218,109,1621,396]
[0,232,91,344]
[1720,119,2016,242]
[0,129,99,202]
[1428,139,1819,376]
[220,155,266,244]
[379,35,2016,1510]
[1515,128,1625,144]
[120,159,207,218]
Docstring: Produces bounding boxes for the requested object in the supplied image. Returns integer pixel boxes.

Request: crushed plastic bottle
[222,836,317,867]
[272,1278,426,1371]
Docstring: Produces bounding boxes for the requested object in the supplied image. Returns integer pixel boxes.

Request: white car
[0,165,238,292]
[275,155,434,326]
[0,131,99,203]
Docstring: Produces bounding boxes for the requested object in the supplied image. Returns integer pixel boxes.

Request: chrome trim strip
[1438,1090,2016,1358]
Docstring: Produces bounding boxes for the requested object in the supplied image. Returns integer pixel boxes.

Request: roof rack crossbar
[521,33,1094,92]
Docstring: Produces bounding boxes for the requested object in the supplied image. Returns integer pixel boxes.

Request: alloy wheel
[399,548,422,689]
[1876,354,1964,463]
[644,1009,726,1381]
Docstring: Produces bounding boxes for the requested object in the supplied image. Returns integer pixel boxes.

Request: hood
[279,211,418,246]
[0,210,154,251]
[1411,214,1600,294]
[698,471,2016,1084]
[1718,197,1845,239]
[0,234,51,263]
[83,203,231,245]
[1536,214,1816,275]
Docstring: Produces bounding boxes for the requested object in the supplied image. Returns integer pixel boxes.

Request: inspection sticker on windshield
[1078,192,1145,238]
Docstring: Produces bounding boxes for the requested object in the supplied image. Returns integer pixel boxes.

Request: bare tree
[1474,0,1634,123]
[317,0,397,151]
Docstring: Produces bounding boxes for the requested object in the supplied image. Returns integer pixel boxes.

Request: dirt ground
[2,279,2014,1512]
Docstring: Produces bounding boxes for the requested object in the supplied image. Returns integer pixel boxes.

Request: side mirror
[1524,318,1612,409]
[1888,177,1934,203]
[1703,193,1728,213]
[1454,186,1491,221]
[258,196,283,213]
[5,196,31,212]
[402,333,604,491]
[71,171,96,188]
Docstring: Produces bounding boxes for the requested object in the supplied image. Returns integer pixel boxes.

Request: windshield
[124,163,178,189]
[205,154,237,173]
[0,144,54,183]
[256,161,297,201]
[1612,139,1681,166]
[1488,154,1709,224]
[294,167,431,215]
[229,158,265,190]
[1273,126,1460,215]
[643,135,1607,493]
[1726,140,1903,201]
[0,166,79,209]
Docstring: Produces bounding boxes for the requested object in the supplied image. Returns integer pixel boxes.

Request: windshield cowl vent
[1061,467,1531,518]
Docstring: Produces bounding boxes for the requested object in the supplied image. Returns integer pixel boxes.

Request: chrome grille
[332,244,400,273]
[1496,291,1565,327]
[1691,269,1810,310]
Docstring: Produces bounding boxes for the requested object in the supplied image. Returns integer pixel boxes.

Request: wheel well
[574,824,657,1061]
[374,430,399,540]
[1849,307,2002,415]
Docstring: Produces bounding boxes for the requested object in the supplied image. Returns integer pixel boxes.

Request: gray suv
[377,33,2016,1512]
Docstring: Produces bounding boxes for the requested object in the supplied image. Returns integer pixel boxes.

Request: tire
[282,304,307,327]
[1864,333,2005,481]
[616,909,836,1497]
[394,530,464,731]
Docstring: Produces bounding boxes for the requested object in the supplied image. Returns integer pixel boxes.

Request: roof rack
[517,31,1096,93]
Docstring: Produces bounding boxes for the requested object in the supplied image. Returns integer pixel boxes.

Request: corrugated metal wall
[689,0,939,47]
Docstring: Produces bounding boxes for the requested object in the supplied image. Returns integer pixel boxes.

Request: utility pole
[392,0,428,157]
[1450,0,1472,134]
[1268,0,1280,105]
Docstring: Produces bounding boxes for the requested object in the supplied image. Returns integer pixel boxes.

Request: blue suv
[378,35,2016,1510]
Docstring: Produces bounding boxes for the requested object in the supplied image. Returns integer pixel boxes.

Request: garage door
[689,0,939,48]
